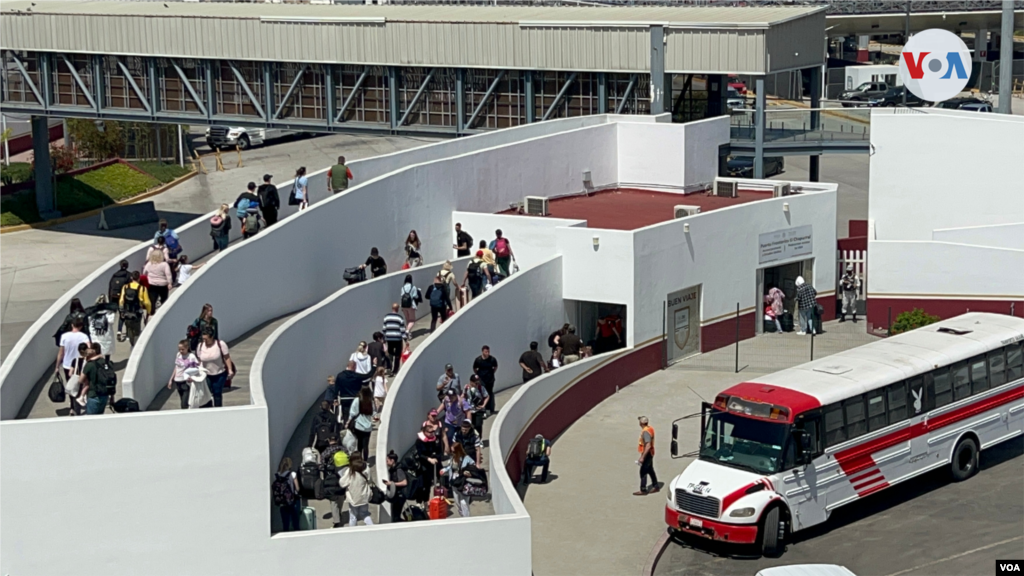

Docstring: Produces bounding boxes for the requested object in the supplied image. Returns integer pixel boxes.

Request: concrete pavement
[1,132,438,362]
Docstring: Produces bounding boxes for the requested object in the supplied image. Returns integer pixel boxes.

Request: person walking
[360,247,387,278]
[634,416,660,496]
[399,275,420,333]
[767,285,785,333]
[56,319,90,387]
[372,366,388,420]
[453,419,483,467]
[147,235,170,263]
[188,304,218,352]
[293,166,309,210]
[80,344,114,415]
[273,457,301,532]
[257,174,280,227]
[384,450,409,522]
[438,261,459,311]
[350,341,372,381]
[839,264,860,323]
[440,389,471,449]
[143,250,173,309]
[560,326,582,365]
[334,361,365,423]
[519,341,547,383]
[436,363,462,402]
[196,326,235,407]
[367,332,388,373]
[86,295,117,362]
[462,252,489,301]
[173,255,203,287]
[489,229,516,277]
[453,223,473,258]
[108,260,131,338]
[339,453,374,526]
[308,400,339,453]
[210,204,232,252]
[234,182,262,227]
[424,274,452,333]
[442,442,475,518]
[404,230,422,268]
[328,155,354,194]
[53,298,87,347]
[167,340,200,410]
[119,272,151,346]
[348,386,375,461]
[154,218,180,245]
[463,376,489,435]
[795,276,819,335]
[523,434,552,485]
[382,304,409,375]
[472,345,498,415]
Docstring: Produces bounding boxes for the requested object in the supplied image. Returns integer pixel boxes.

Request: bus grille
[675,490,720,519]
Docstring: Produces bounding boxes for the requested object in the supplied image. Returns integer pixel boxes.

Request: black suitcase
[763,319,777,333]
[112,397,140,413]
[779,312,794,333]
[343,267,365,285]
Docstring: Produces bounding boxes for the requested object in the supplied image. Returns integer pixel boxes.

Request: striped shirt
[382,313,408,342]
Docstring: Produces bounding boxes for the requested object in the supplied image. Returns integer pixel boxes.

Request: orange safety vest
[638,425,655,456]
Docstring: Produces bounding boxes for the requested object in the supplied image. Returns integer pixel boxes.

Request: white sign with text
[759,225,813,265]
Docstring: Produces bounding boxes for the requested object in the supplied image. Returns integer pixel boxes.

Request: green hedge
[0,162,33,186]
[2,163,161,227]
[131,161,191,184]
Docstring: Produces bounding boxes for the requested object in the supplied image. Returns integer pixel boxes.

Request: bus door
[785,412,828,530]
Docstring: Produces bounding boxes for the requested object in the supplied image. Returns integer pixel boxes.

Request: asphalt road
[655,437,1024,576]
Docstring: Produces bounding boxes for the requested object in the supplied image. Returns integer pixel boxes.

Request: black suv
[840,82,889,106]
[866,86,926,107]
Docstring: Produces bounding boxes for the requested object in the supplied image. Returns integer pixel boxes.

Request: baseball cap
[428,409,438,416]
[445,363,454,371]
[263,173,273,181]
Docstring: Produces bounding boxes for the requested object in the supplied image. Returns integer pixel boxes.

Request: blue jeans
[86,395,109,415]
[444,422,459,445]
[279,502,300,532]
[208,372,228,407]
[799,309,814,333]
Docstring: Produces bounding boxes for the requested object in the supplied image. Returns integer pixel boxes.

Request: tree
[890,308,941,335]
[48,144,78,174]
[67,119,124,160]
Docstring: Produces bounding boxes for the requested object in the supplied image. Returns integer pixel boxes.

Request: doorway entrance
[757,259,813,334]
[565,300,628,354]
[667,285,701,364]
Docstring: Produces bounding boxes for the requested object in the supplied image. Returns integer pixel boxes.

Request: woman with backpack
[348,386,375,461]
[399,275,419,333]
[210,204,232,252]
[87,294,117,363]
[338,452,374,526]
[53,298,87,346]
[404,230,422,268]
[188,304,218,352]
[272,457,301,532]
[143,250,173,309]
[441,442,475,517]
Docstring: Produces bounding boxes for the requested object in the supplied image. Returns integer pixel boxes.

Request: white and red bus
[666,312,1024,555]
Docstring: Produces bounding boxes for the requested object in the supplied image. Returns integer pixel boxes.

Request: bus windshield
[699,410,791,475]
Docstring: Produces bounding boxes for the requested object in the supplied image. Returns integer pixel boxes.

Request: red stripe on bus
[926,385,1024,432]
[853,473,886,490]
[858,482,890,497]
[718,382,822,423]
[848,468,882,484]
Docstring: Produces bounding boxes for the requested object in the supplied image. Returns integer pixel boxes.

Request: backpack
[122,284,141,317]
[235,198,251,219]
[300,461,321,495]
[494,237,510,258]
[527,437,545,459]
[92,358,118,397]
[109,270,130,301]
[90,313,109,336]
[164,234,181,256]
[343,267,365,284]
[243,211,260,235]
[113,397,140,413]
[272,474,297,506]
[467,260,482,280]
[428,285,445,309]
[401,285,414,309]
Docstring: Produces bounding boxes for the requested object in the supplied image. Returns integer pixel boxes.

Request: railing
[730,107,871,144]
[372,0,1023,11]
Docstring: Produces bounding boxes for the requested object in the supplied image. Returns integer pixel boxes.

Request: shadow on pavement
[43,210,204,242]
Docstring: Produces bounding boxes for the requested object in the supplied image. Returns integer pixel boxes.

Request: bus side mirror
[672,423,678,441]
[671,440,678,457]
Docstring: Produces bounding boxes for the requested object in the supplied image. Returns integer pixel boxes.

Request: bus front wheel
[760,505,786,557]
[951,436,979,482]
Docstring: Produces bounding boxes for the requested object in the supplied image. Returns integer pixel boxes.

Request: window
[1008,343,1023,382]
[989,349,1007,387]
[970,355,989,395]
[825,405,846,447]
[867,389,887,431]
[932,367,953,408]
[887,381,908,423]
[803,417,822,456]
[844,396,867,439]
[952,362,971,400]
[907,376,925,416]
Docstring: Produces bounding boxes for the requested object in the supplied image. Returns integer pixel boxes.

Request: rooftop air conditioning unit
[714,179,738,198]
[525,196,549,216]
[674,205,701,218]
[772,182,792,198]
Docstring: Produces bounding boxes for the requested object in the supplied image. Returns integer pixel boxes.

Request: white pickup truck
[204,126,302,150]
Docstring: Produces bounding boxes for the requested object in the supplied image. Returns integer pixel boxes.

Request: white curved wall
[253,257,470,472]
[125,122,617,407]
[376,256,564,478]
[0,206,245,420]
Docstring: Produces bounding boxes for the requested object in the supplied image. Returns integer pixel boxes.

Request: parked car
[866,86,925,107]
[839,81,890,106]
[934,97,993,112]
[727,87,746,110]
[728,75,747,95]
[204,126,305,150]
[726,156,784,178]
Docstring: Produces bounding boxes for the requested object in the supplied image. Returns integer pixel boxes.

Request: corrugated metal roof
[0,1,824,27]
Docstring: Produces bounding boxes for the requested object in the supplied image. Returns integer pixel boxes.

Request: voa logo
[899,29,972,102]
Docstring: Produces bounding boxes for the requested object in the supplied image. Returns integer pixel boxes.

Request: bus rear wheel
[760,505,786,557]
[951,436,979,482]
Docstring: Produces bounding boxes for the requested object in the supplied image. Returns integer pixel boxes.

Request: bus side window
[1008,342,1023,381]
[844,396,867,439]
[887,381,907,423]
[970,355,989,395]
[867,389,887,431]
[952,362,971,400]
[931,367,953,409]
[988,349,1007,387]
[803,418,822,456]
[824,404,846,447]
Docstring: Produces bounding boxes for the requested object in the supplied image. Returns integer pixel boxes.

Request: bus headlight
[729,507,756,518]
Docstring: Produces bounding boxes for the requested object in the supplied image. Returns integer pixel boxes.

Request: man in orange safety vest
[634,416,660,496]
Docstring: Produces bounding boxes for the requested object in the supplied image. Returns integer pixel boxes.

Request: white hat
[795,276,805,286]
[185,367,209,383]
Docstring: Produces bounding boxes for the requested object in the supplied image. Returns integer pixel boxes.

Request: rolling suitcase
[299,506,316,530]
[428,496,447,520]
[779,312,794,333]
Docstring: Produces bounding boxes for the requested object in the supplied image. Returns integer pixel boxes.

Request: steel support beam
[147,57,159,115]
[525,71,535,123]
[204,61,215,121]
[456,68,465,134]
[997,0,1014,114]
[59,54,98,111]
[615,74,638,115]
[92,55,104,114]
[227,61,266,119]
[39,53,53,109]
[336,66,370,123]
[115,58,152,113]
[388,67,399,131]
[598,73,607,114]
[541,72,577,122]
[171,60,208,117]
[274,64,308,119]
[31,116,57,218]
[10,53,45,106]
[326,65,336,127]
[263,62,274,122]
[465,70,505,130]
[397,68,437,128]
[809,65,821,182]
[650,25,666,114]
[754,77,766,179]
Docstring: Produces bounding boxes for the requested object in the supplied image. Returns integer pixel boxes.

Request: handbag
[64,372,81,397]
[188,377,213,408]
[365,472,386,505]
[215,340,233,388]
[287,189,299,206]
